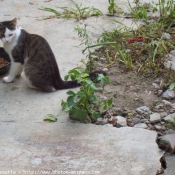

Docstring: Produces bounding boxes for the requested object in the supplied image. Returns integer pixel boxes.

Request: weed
[61,68,112,122]
[74,25,93,71]
[127,0,151,19]
[108,0,123,15]
[165,118,175,131]
[39,0,102,20]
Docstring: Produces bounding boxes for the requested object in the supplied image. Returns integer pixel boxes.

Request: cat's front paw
[3,76,14,83]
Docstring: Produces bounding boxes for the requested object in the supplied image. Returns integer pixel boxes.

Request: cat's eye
[9,34,13,37]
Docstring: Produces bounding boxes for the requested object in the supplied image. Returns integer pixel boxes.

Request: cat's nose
[5,40,9,43]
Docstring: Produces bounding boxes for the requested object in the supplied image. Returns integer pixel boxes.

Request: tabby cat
[0,18,103,92]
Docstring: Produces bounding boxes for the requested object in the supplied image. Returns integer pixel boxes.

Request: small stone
[163,113,175,122]
[155,103,164,110]
[161,32,172,40]
[161,126,166,131]
[154,78,161,84]
[161,121,165,125]
[141,119,148,123]
[95,118,108,125]
[134,123,147,129]
[102,68,108,72]
[160,112,168,118]
[126,49,131,53]
[165,129,175,134]
[150,113,161,123]
[136,106,152,116]
[100,57,106,61]
[157,90,163,96]
[152,83,160,89]
[129,123,134,127]
[170,50,175,55]
[147,124,155,130]
[162,89,175,100]
[146,120,150,124]
[170,108,175,113]
[162,100,173,107]
[115,116,127,127]
[154,124,162,131]
[131,117,142,125]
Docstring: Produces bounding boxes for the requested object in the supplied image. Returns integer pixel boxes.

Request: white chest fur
[4,27,21,60]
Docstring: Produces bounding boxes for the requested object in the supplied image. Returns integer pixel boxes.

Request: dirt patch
[94,53,161,112]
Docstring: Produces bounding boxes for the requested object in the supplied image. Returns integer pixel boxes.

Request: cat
[0,18,104,92]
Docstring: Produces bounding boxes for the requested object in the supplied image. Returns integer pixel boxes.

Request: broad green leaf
[85,79,93,85]
[91,112,101,120]
[89,95,96,102]
[81,73,89,79]
[97,74,110,84]
[70,107,88,120]
[67,95,79,107]
[90,83,99,91]
[44,114,57,122]
[64,75,69,81]
[77,91,86,98]
[61,100,70,111]
[67,90,76,96]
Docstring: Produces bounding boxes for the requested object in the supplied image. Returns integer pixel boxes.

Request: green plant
[153,0,175,18]
[39,0,103,20]
[108,0,123,15]
[165,118,175,130]
[61,68,112,121]
[127,0,150,19]
[74,25,94,71]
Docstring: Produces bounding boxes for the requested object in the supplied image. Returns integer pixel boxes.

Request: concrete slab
[0,0,163,174]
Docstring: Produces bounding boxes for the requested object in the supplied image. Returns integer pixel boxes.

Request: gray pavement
[0,0,165,175]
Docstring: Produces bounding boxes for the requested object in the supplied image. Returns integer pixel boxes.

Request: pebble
[170,108,175,113]
[102,68,108,72]
[136,106,152,116]
[162,100,173,107]
[162,89,175,100]
[141,119,148,123]
[157,90,163,96]
[154,124,162,131]
[96,118,108,125]
[115,116,127,127]
[163,113,175,122]
[131,117,142,125]
[147,124,155,130]
[150,113,161,123]
[160,112,168,118]
[170,50,175,55]
[161,32,172,40]
[155,103,164,110]
[134,123,147,129]
[152,83,160,89]
[161,121,165,125]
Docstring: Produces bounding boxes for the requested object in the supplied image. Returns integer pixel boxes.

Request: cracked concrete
[0,0,163,174]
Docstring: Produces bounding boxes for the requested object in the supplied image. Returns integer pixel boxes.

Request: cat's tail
[57,70,106,90]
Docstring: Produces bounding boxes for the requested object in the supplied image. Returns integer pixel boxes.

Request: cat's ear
[10,18,17,29]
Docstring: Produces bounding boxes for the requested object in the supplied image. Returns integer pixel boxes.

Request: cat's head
[0,18,17,44]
